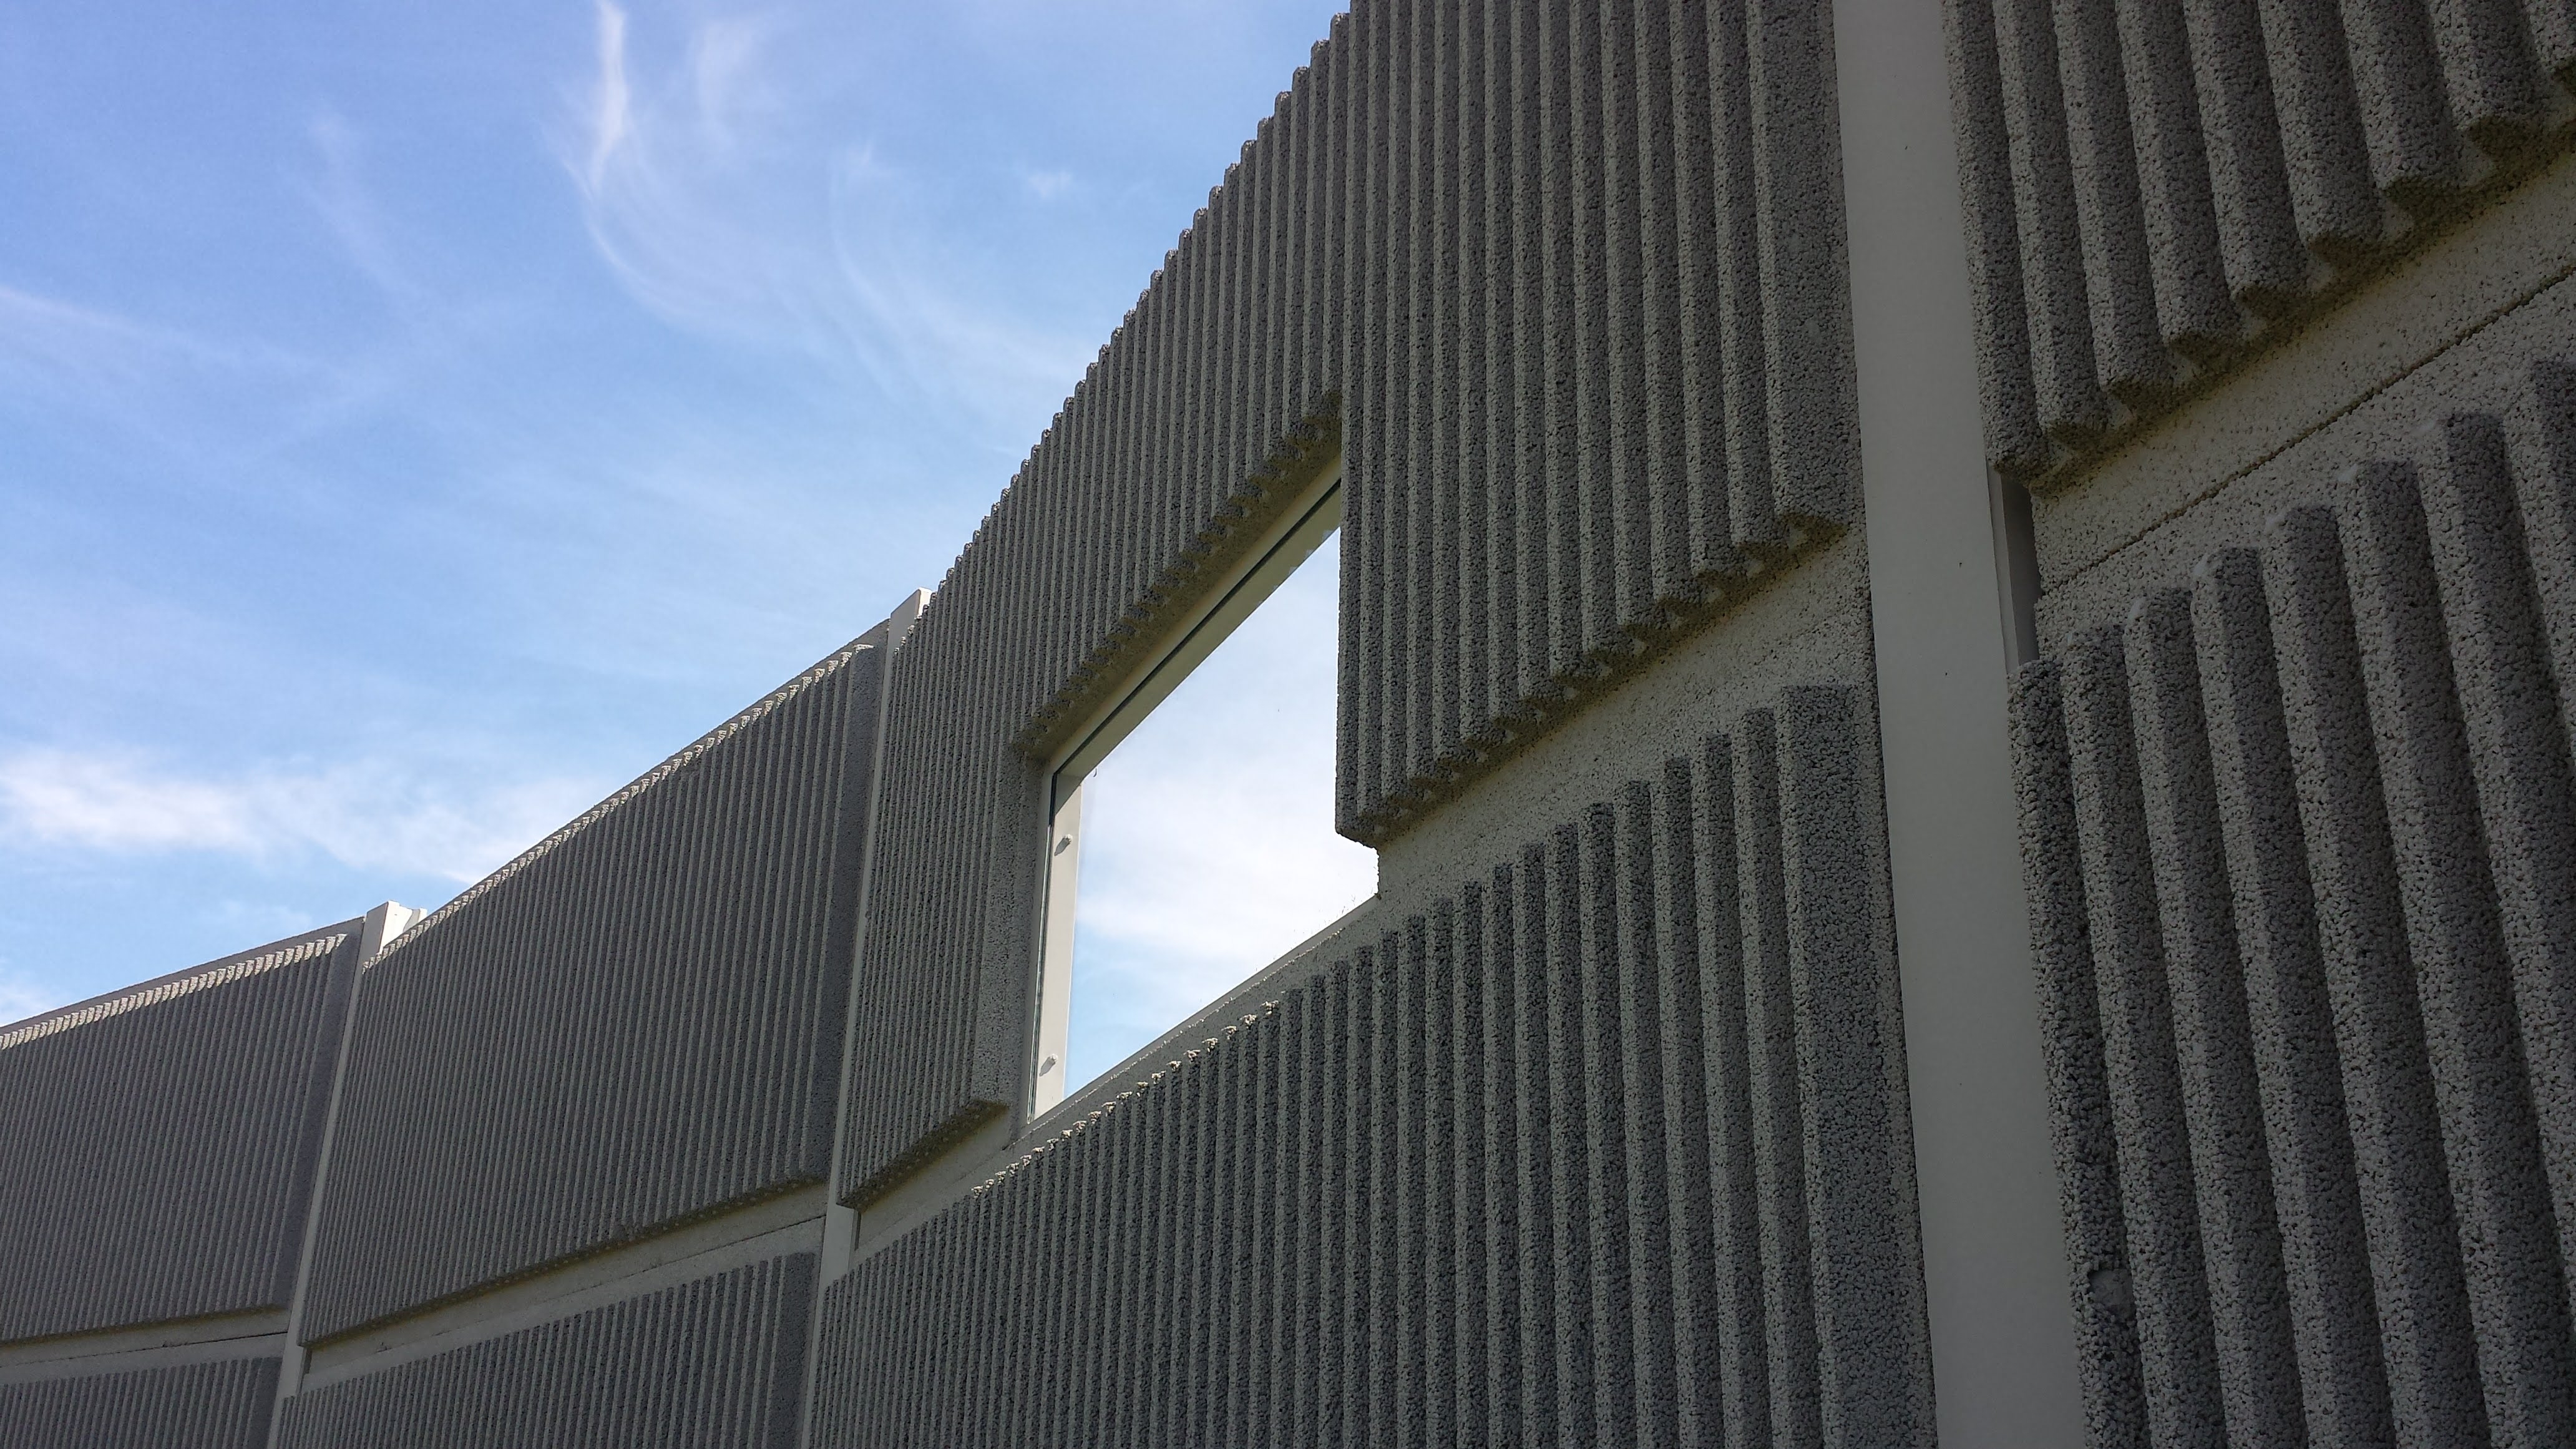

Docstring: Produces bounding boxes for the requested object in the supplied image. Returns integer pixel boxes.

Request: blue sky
[1067,538,1373,1090]
[0,0,1357,1023]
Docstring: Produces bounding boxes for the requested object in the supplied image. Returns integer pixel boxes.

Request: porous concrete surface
[1375,529,1874,913]
[2009,330,2576,1443]
[2039,271,2576,647]
[17,1,2576,1443]
[1953,0,2576,483]
[276,1254,812,1449]
[812,687,1929,1449]
[299,637,884,1342]
[0,924,363,1345]
[839,0,1867,1197]
[2010,661,2157,1448]
[0,1357,278,1449]
[2033,149,2576,593]
[298,1189,826,1392]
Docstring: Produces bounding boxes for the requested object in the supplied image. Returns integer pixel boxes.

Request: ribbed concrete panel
[842,0,1860,1194]
[0,1357,278,1449]
[276,1254,812,1449]
[1948,0,2576,482]
[2008,351,2576,1447]
[301,640,886,1340]
[0,926,359,1344]
[814,685,1931,1448]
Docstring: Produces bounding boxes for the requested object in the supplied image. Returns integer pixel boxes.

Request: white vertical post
[265,900,421,1445]
[817,589,931,1289]
[1831,2,2088,1441]
[799,591,929,1449]
[1030,782,1084,1118]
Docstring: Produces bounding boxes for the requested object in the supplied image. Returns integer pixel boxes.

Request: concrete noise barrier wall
[0,924,363,1344]
[814,686,1928,1449]
[4,1,2575,1445]
[2012,347,2576,1448]
[299,635,889,1342]
[0,1359,280,1449]
[1950,0,2576,482]
[841,0,1862,1203]
[275,1255,813,1449]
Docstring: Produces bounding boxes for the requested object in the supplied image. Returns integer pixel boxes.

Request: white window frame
[1027,460,1345,1114]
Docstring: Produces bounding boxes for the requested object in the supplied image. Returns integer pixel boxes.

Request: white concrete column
[1832,2,2087,1442]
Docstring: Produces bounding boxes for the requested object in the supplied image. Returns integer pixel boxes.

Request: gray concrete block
[2009,660,2154,1449]
[2121,588,2303,1447]
[2342,454,2574,1445]
[2055,624,2228,1449]
[836,0,1867,1193]
[2264,504,2484,1446]
[36,4,2576,1443]
[2189,547,2389,1445]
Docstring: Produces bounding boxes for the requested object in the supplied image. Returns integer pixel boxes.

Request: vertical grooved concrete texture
[839,0,1865,1194]
[300,636,887,1340]
[10,1,2576,1442]
[0,1358,279,1449]
[812,690,1930,1448]
[275,1255,813,1448]
[2010,352,2576,1449]
[0,924,363,1344]
[1951,0,2576,484]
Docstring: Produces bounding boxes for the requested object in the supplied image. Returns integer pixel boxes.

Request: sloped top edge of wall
[376,630,883,970]
[0,927,356,1051]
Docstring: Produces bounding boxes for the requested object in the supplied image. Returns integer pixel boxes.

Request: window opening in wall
[1032,482,1375,1111]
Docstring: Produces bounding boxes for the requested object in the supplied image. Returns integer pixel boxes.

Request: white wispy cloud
[0,106,497,458]
[565,2,1091,430]
[588,0,634,190]
[0,285,313,398]
[0,285,202,386]
[0,748,602,886]
[0,972,65,1027]
[1068,753,1372,1080]
[569,4,817,347]
[302,109,427,311]
[1073,763,1367,976]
